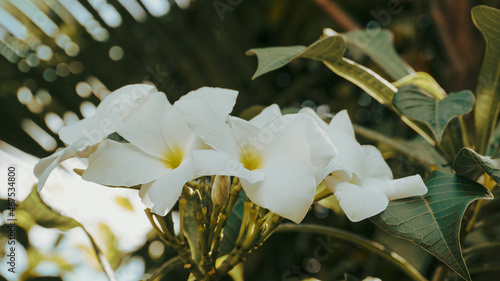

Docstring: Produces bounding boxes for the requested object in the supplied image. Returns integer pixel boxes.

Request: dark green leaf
[454,147,500,184]
[371,171,493,281]
[219,190,246,256]
[342,29,413,80]
[394,85,474,142]
[472,5,500,154]
[246,35,345,79]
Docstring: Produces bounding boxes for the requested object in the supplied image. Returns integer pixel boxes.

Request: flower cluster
[35,84,427,223]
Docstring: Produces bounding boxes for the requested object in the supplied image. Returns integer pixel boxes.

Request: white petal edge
[82,140,167,187]
[241,156,316,223]
[179,87,238,122]
[327,110,355,140]
[383,175,428,201]
[176,98,239,156]
[141,161,195,216]
[329,178,389,222]
[249,104,282,129]
[34,139,97,191]
[298,107,329,131]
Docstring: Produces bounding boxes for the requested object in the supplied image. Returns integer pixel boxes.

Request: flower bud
[212,175,231,205]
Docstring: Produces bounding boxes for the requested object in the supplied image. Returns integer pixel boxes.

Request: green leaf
[454,147,500,184]
[246,35,345,79]
[20,185,80,231]
[393,72,446,100]
[371,171,493,281]
[342,29,413,80]
[219,190,246,256]
[394,85,474,142]
[472,5,500,154]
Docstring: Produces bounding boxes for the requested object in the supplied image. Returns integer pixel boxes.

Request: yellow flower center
[240,146,263,170]
[162,144,184,169]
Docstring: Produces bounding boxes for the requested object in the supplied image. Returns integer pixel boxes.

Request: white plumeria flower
[34,84,157,191]
[300,108,428,222]
[82,87,238,216]
[176,101,337,223]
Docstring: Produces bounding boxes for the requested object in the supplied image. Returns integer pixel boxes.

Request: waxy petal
[34,139,97,191]
[191,150,265,183]
[176,98,239,156]
[59,84,157,146]
[163,106,196,153]
[141,161,195,216]
[249,104,282,128]
[380,175,427,201]
[298,107,329,131]
[117,92,171,157]
[179,87,238,122]
[327,110,356,140]
[329,178,389,222]
[361,145,393,179]
[261,114,337,181]
[83,140,166,187]
[241,156,316,223]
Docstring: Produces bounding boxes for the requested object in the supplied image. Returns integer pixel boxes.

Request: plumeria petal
[191,150,265,183]
[298,107,329,131]
[361,145,393,179]
[249,104,282,128]
[240,156,316,223]
[163,106,196,153]
[117,92,171,157]
[379,175,428,201]
[59,84,157,146]
[176,98,239,156]
[329,178,389,222]
[82,140,167,187]
[141,161,195,216]
[326,110,356,139]
[261,114,337,184]
[34,139,97,191]
[179,87,238,122]
[228,116,260,150]
[58,117,95,147]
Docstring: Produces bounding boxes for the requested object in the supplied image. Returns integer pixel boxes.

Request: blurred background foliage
[1,0,500,280]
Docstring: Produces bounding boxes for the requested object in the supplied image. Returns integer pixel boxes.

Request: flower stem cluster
[147,176,281,280]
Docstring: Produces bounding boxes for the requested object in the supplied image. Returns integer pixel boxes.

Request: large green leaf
[246,35,345,79]
[394,85,474,142]
[341,29,413,80]
[371,171,493,281]
[247,35,434,142]
[454,147,500,184]
[472,6,500,154]
[393,72,446,100]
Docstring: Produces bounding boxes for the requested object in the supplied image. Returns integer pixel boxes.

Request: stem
[276,224,428,281]
[430,265,448,281]
[147,256,183,281]
[145,209,208,281]
[311,0,361,31]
